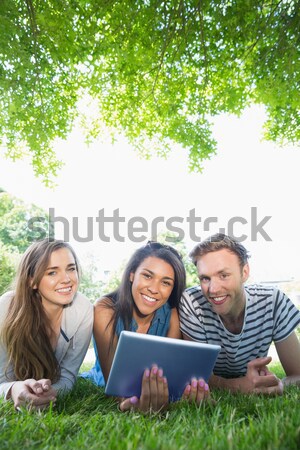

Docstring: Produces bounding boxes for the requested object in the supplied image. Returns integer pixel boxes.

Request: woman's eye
[47,271,56,276]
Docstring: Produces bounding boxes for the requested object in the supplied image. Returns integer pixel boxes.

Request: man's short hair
[189,233,250,268]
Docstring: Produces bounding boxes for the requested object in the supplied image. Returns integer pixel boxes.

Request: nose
[147,279,159,294]
[61,271,71,283]
[208,278,220,294]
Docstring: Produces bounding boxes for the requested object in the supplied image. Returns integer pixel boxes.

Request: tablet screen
[105,331,220,401]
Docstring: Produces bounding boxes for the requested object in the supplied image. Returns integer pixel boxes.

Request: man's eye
[200,277,209,282]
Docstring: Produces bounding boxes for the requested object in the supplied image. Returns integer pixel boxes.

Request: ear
[29,278,37,290]
[242,263,250,283]
[129,272,134,283]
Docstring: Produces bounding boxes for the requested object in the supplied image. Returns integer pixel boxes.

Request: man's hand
[239,357,283,395]
[11,378,57,410]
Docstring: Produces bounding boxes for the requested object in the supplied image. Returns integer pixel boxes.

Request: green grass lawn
[1,363,299,450]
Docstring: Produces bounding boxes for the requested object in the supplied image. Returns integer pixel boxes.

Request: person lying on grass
[180,233,300,395]
[0,239,93,411]
[81,241,210,412]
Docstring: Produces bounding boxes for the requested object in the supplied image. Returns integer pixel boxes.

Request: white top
[179,284,300,378]
[0,291,93,399]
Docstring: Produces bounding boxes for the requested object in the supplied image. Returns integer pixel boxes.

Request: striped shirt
[179,284,300,378]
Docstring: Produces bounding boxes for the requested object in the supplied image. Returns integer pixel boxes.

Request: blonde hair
[1,239,79,382]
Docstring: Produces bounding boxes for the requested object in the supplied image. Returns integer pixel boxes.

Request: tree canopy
[1,0,299,183]
[0,189,49,294]
[0,189,105,298]
[0,190,49,252]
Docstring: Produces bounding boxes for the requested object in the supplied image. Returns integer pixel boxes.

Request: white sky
[0,105,299,282]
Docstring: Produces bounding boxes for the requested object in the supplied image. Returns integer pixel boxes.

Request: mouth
[209,295,228,305]
[141,293,157,303]
[55,287,72,294]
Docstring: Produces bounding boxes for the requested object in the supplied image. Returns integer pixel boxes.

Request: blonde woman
[0,239,93,410]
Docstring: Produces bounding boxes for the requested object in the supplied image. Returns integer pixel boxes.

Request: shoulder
[245,284,281,303]
[95,296,114,311]
[0,291,14,319]
[94,296,115,322]
[63,292,93,336]
[170,307,179,322]
[245,284,292,303]
[70,292,93,313]
[245,284,300,319]
[0,291,14,304]
[93,297,116,338]
[181,285,205,306]
[185,285,202,296]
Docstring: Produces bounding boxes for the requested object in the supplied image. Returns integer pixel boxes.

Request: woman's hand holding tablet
[118,364,211,412]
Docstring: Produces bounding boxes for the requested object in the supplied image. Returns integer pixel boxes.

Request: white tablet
[105,331,220,401]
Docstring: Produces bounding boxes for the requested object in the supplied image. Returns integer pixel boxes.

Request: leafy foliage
[157,230,199,287]
[104,259,127,295]
[0,189,50,292]
[79,255,105,303]
[0,189,101,300]
[0,190,49,252]
[1,1,299,183]
[0,243,18,295]
[104,233,199,294]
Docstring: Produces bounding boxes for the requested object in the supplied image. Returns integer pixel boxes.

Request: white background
[0,105,299,283]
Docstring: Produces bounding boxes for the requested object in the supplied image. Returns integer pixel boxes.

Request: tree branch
[25,0,44,109]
